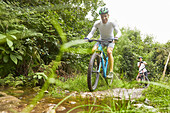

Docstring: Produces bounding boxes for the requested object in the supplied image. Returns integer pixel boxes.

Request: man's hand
[84,38,92,42]
[84,37,88,42]
[114,37,118,41]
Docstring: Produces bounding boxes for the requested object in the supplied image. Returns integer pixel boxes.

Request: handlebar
[87,38,117,43]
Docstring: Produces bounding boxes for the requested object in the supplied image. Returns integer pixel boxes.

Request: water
[0,87,131,112]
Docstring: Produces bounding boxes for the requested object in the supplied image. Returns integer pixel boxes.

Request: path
[74,88,145,100]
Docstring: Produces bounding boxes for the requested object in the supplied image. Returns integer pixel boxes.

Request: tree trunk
[161,52,170,81]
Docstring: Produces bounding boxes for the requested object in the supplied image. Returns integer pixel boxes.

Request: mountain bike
[136,70,149,88]
[87,39,114,91]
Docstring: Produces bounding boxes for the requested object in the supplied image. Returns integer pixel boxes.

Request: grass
[143,81,170,112]
[48,73,138,95]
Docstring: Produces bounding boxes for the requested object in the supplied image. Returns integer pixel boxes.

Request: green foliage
[0,0,105,78]
[111,27,170,80]
[0,73,26,87]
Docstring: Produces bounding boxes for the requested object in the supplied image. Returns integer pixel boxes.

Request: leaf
[38,75,42,79]
[10,35,17,40]
[6,38,13,47]
[3,55,9,63]
[35,72,48,80]
[0,46,5,51]
[16,55,22,60]
[0,34,6,39]
[8,30,21,34]
[0,65,4,68]
[10,46,14,51]
[10,54,18,64]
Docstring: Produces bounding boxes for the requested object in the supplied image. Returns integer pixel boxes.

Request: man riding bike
[137,56,148,81]
[84,7,122,78]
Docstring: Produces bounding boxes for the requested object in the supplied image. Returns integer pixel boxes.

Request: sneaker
[107,72,113,79]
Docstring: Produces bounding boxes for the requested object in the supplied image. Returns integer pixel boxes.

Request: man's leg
[107,47,113,72]
[92,45,98,53]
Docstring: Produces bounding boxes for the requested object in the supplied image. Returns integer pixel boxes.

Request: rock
[69,101,76,104]
[0,111,8,113]
[44,90,49,93]
[33,86,41,92]
[80,92,93,98]
[74,88,145,100]
[12,90,24,94]
[46,106,56,113]
[144,98,150,105]
[0,92,21,111]
[56,106,66,112]
[133,104,159,112]
[65,90,70,93]
[0,92,7,97]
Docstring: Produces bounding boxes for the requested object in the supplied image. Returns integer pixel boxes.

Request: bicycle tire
[87,52,100,91]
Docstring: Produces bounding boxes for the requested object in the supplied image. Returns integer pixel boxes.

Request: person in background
[137,56,148,81]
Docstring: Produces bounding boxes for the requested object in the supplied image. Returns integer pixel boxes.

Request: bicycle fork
[98,52,108,78]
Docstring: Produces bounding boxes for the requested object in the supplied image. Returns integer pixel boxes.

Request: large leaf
[6,38,13,47]
[10,54,18,64]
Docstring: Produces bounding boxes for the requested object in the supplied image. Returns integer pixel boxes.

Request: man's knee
[107,48,113,54]
[92,46,98,53]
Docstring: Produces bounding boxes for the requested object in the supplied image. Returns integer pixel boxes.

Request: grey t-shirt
[87,19,122,39]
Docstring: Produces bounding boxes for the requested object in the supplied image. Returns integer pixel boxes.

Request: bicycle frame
[96,43,108,78]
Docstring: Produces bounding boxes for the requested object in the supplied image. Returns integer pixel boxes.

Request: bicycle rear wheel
[88,52,100,91]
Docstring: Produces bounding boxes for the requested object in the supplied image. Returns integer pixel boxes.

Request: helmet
[99,7,109,15]
[139,56,143,59]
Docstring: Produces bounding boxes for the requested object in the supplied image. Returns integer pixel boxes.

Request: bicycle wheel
[87,52,100,91]
[141,75,149,88]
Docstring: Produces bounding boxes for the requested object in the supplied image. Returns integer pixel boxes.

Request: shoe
[107,72,113,79]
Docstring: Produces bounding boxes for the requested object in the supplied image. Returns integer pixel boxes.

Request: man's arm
[86,21,99,39]
[114,25,122,39]
[143,61,147,65]
[112,21,122,39]
[86,26,97,39]
[137,62,140,68]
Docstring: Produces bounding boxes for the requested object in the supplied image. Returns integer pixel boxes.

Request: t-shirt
[137,61,147,73]
[87,19,122,39]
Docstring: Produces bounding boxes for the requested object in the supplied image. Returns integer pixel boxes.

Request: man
[85,7,122,78]
[137,56,148,81]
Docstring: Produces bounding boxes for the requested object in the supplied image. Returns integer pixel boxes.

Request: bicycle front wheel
[88,52,100,91]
